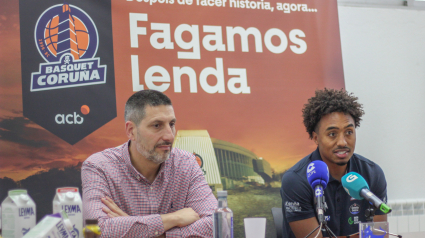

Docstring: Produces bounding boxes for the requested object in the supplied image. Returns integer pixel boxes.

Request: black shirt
[280,148,387,237]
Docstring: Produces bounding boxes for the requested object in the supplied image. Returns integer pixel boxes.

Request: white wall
[338,5,425,200]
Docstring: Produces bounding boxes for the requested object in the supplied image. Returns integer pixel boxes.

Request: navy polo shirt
[280,148,387,237]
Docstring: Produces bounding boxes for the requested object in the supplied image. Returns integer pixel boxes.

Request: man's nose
[162,125,175,142]
[337,133,347,147]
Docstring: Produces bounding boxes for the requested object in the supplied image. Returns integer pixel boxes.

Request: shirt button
[155,231,158,235]
[150,187,153,190]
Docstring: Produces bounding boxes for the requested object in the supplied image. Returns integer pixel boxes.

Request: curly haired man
[280,88,388,238]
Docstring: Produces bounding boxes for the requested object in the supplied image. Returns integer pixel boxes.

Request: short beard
[135,130,171,164]
[336,162,348,166]
[137,142,171,164]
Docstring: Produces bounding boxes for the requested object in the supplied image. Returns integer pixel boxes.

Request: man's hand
[161,208,200,231]
[102,197,199,234]
[101,196,129,218]
[172,208,200,227]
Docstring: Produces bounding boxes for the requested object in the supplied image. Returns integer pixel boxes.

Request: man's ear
[125,121,136,141]
[312,131,319,146]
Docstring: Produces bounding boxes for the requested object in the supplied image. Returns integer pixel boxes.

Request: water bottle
[213,190,233,238]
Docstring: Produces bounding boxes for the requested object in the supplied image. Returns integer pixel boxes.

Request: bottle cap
[19,194,30,203]
[86,219,98,225]
[65,191,75,201]
[217,190,227,197]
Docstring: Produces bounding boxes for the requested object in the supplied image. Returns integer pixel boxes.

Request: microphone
[306,161,329,223]
[341,172,391,214]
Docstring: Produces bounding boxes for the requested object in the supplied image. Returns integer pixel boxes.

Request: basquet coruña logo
[19,0,116,145]
[31,3,106,92]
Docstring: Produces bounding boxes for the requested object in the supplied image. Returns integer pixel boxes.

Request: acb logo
[55,105,90,125]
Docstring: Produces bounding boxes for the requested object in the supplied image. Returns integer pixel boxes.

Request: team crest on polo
[20,1,116,145]
[31,4,106,91]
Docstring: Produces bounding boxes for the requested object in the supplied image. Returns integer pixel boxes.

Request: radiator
[387,199,425,234]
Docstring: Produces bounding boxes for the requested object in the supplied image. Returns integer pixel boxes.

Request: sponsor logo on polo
[349,203,360,215]
[285,201,301,212]
[348,216,360,225]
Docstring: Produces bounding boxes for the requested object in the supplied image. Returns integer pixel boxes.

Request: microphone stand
[304,220,337,238]
[363,204,402,238]
[365,204,376,222]
[304,195,337,238]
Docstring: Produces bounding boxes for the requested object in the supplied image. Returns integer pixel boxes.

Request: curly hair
[302,88,364,139]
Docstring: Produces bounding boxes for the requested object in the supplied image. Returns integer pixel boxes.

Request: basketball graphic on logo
[44,12,89,59]
[35,4,98,63]
[44,16,59,57]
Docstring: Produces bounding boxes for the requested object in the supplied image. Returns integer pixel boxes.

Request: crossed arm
[101,196,201,238]
[82,158,217,238]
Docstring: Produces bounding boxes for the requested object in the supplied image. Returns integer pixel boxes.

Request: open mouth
[334,150,349,158]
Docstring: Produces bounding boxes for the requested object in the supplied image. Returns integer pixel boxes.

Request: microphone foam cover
[341,172,370,200]
[306,161,329,189]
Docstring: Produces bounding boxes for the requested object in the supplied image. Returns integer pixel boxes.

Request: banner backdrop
[0,0,344,237]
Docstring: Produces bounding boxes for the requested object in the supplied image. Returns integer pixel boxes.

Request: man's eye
[346,130,353,135]
[170,122,175,127]
[154,124,160,128]
[329,132,335,137]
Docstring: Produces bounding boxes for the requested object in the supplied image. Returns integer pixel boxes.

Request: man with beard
[280,89,388,238]
[82,90,217,238]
